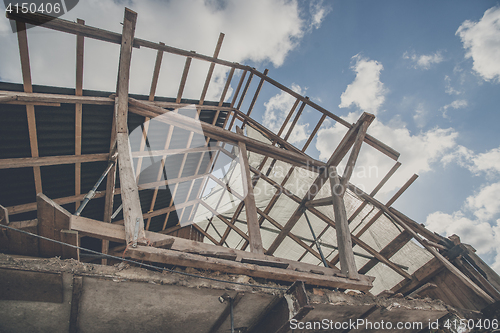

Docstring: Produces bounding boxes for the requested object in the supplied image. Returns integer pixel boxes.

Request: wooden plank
[244,68,268,120]
[16,20,42,194]
[391,257,444,295]
[69,214,351,278]
[329,166,358,279]
[176,55,193,104]
[126,245,372,291]
[0,268,63,303]
[7,219,38,229]
[0,90,113,105]
[0,153,109,169]
[0,204,8,225]
[149,42,165,101]
[114,8,144,245]
[236,126,263,254]
[69,276,83,333]
[60,229,80,260]
[75,18,85,210]
[200,33,224,105]
[218,67,235,106]
[358,230,413,275]
[460,243,500,293]
[408,283,437,298]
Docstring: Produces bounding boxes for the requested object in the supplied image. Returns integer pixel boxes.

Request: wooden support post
[329,166,358,279]
[114,8,145,245]
[75,19,85,210]
[60,229,80,260]
[36,193,73,258]
[200,33,224,105]
[16,20,42,194]
[236,126,263,254]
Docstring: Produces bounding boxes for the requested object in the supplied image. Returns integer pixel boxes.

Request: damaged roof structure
[0,8,499,333]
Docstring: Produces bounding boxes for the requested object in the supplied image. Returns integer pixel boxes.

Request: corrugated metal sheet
[0,82,229,237]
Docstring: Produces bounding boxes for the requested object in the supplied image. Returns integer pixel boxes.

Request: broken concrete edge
[0,253,452,311]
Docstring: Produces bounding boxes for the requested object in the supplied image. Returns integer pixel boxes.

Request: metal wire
[0,223,286,291]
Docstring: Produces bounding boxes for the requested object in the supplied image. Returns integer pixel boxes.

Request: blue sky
[1,0,499,272]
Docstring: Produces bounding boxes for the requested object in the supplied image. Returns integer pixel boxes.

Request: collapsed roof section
[0,7,499,314]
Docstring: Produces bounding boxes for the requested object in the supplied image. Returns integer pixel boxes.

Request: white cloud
[262,84,309,144]
[413,103,427,128]
[456,6,500,83]
[339,55,386,114]
[0,0,329,99]
[316,110,459,195]
[403,51,444,70]
[441,99,468,118]
[309,0,331,30]
[427,144,500,274]
[444,75,462,95]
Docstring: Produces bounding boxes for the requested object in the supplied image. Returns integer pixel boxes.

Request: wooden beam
[356,189,495,304]
[36,193,72,258]
[254,167,412,279]
[0,204,9,225]
[75,18,85,211]
[126,245,372,291]
[218,67,234,106]
[236,126,263,254]
[60,229,80,260]
[243,68,268,126]
[7,10,400,162]
[0,153,109,169]
[340,118,370,190]
[200,33,224,105]
[70,214,351,279]
[128,99,325,171]
[114,9,145,245]
[265,112,374,256]
[176,55,193,104]
[16,20,42,194]
[358,230,413,275]
[329,166,358,279]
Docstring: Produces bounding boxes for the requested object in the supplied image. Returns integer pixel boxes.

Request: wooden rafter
[7,10,399,161]
[200,33,225,105]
